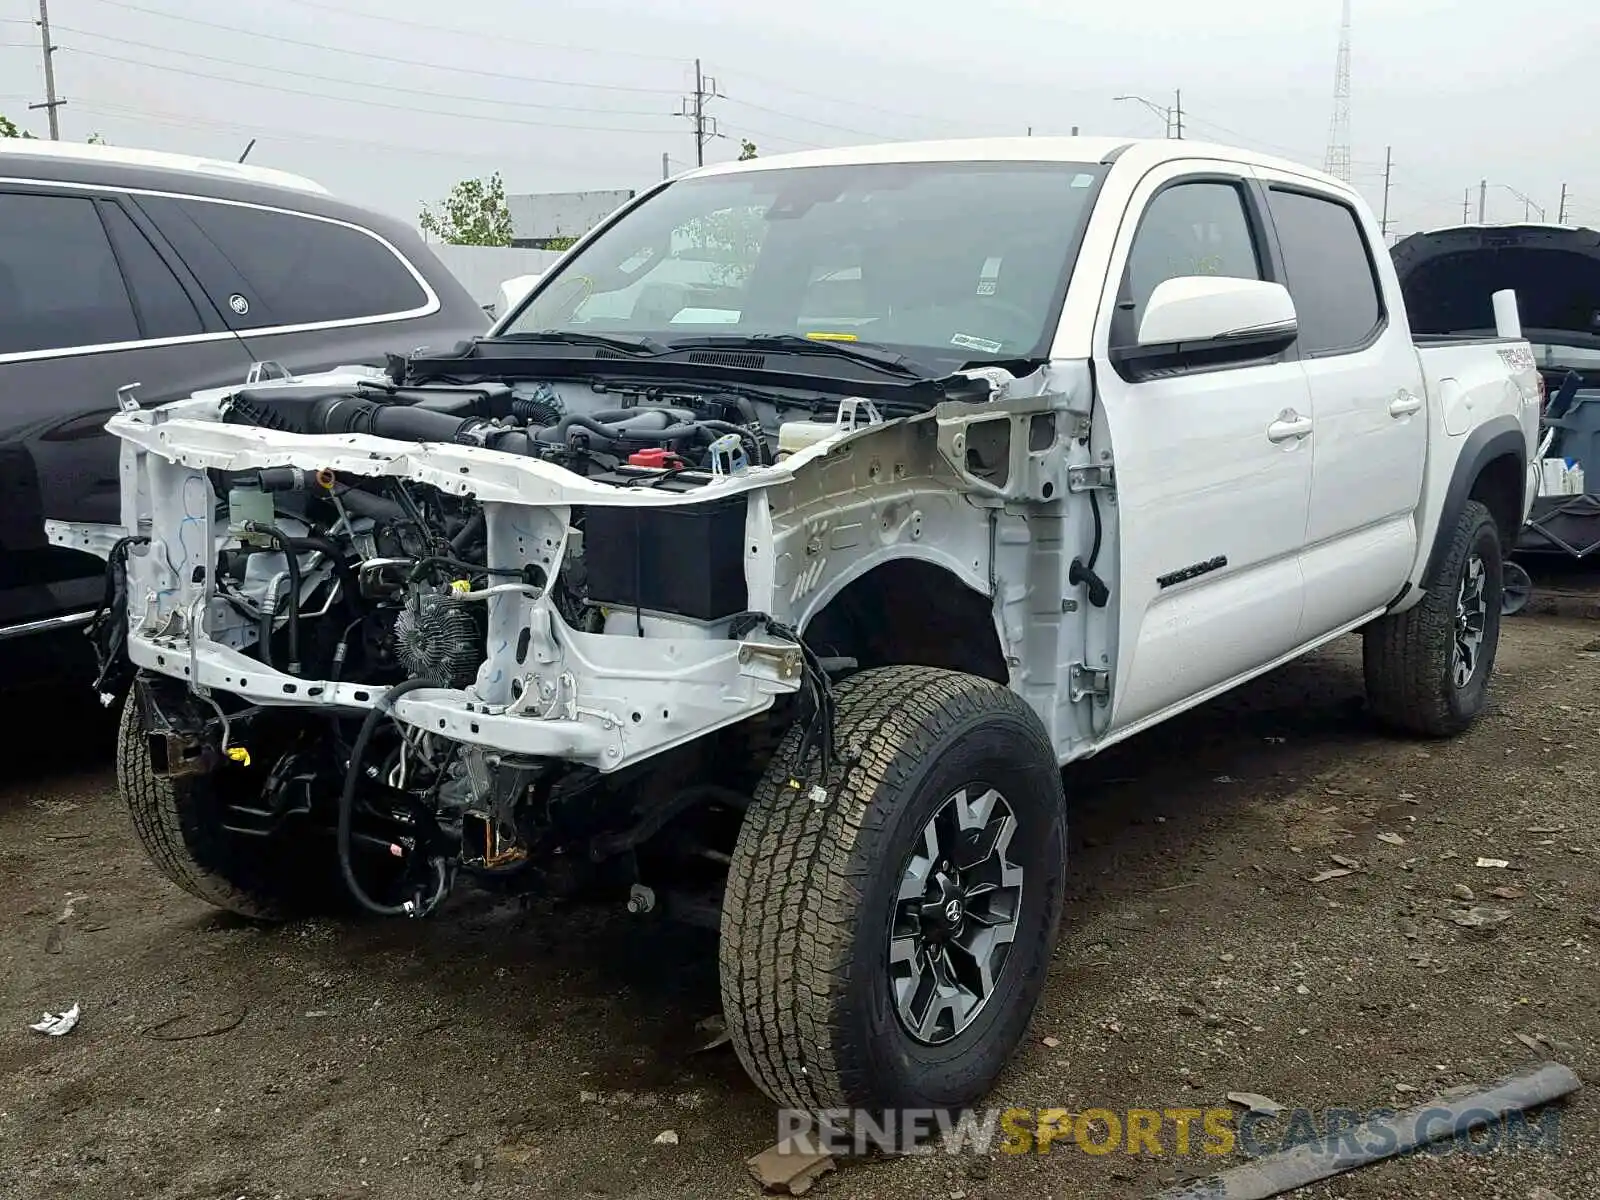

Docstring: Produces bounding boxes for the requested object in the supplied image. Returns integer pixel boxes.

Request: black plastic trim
[1421,415,1527,586]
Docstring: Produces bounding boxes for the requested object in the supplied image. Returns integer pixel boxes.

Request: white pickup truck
[50,136,1539,1115]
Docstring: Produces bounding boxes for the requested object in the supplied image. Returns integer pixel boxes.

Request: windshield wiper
[664,333,926,378]
[487,330,669,356]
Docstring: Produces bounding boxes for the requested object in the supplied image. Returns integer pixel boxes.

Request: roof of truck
[0,138,329,195]
[684,136,1346,188]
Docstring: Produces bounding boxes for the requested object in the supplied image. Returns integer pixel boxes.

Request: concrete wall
[507,190,636,243]
[427,243,566,315]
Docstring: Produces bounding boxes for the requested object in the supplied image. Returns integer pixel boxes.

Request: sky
[3,0,1598,238]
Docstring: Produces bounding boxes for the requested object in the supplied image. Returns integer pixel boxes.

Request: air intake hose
[306,396,532,455]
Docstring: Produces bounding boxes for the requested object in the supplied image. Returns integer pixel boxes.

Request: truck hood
[1391,224,1600,347]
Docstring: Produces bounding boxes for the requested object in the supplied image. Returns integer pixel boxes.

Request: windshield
[503,160,1107,372]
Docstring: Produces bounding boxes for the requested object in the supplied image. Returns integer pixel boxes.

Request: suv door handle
[1389,390,1423,417]
[1266,411,1313,443]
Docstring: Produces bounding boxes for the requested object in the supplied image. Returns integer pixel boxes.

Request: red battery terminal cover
[627,447,687,469]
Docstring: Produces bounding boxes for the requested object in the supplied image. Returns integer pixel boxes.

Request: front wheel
[719,666,1067,1111]
[1363,499,1504,737]
[117,692,340,920]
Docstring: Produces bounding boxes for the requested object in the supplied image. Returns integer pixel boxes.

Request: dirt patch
[1,620,1596,1200]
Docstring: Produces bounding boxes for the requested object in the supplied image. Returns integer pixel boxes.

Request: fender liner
[1420,414,1527,588]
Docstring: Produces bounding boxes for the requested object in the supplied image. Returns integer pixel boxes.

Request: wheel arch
[799,556,1009,685]
[1421,416,1527,589]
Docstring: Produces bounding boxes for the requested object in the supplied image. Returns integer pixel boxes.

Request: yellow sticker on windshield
[805,331,859,342]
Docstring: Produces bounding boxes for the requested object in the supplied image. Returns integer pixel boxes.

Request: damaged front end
[49,356,1095,921]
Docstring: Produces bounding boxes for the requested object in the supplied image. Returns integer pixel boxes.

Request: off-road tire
[1363,499,1504,737]
[117,693,321,921]
[719,666,1067,1111]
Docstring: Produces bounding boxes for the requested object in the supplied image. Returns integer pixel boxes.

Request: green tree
[738,138,758,161]
[543,236,578,251]
[1,115,105,144]
[419,172,515,246]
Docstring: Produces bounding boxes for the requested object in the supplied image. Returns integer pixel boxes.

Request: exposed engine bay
[45,334,1084,926]
[67,363,972,922]
[204,372,801,687]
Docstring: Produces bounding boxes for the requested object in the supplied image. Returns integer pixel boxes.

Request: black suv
[0,141,487,646]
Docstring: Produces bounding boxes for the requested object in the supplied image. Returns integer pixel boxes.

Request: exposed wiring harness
[337,676,452,918]
[728,612,857,790]
[86,535,150,703]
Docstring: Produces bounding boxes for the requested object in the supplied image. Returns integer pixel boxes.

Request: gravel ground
[1,618,1596,1200]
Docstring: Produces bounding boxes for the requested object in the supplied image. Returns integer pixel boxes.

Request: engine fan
[392,591,484,688]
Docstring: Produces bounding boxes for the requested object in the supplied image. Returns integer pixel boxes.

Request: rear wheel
[1363,499,1504,737]
[719,666,1067,1111]
[117,693,335,920]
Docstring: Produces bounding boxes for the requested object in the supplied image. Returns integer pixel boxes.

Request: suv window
[1265,187,1384,355]
[1124,180,1262,335]
[98,202,204,340]
[158,199,429,329]
[0,192,140,355]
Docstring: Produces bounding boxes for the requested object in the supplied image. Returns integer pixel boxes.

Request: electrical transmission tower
[677,59,722,168]
[1322,0,1352,182]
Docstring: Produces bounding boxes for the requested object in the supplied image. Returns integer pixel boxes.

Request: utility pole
[662,151,669,180]
[1558,183,1569,225]
[1477,178,1487,224]
[678,58,720,168]
[1114,94,1179,139]
[30,0,64,140]
[692,59,705,167]
[1379,145,1393,241]
[1172,89,1184,139]
[1462,189,1470,224]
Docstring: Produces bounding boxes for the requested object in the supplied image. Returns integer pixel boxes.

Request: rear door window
[97,201,205,339]
[1265,187,1385,355]
[146,198,431,330]
[0,191,141,355]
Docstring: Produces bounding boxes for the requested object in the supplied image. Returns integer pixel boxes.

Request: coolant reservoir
[776,420,843,460]
[227,487,273,543]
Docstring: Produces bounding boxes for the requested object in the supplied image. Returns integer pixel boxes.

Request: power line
[710,69,970,131]
[733,125,824,152]
[264,0,687,62]
[719,96,890,142]
[60,45,680,133]
[54,28,676,117]
[70,99,654,163]
[75,0,681,94]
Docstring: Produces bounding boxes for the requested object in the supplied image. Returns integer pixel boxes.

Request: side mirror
[498,273,543,316]
[1113,276,1298,374]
